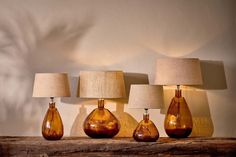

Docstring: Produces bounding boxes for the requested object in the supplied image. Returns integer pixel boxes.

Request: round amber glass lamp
[133,109,159,142]
[83,99,120,138]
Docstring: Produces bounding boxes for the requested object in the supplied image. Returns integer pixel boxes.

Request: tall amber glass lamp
[155,58,203,138]
[32,73,71,140]
[128,85,163,142]
[78,71,126,138]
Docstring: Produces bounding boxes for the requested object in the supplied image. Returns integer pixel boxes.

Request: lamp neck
[98,99,105,109]
[49,97,55,108]
[175,85,182,98]
[143,108,149,122]
[50,97,54,103]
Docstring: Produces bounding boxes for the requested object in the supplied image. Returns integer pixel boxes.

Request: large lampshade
[155,58,203,85]
[78,71,126,99]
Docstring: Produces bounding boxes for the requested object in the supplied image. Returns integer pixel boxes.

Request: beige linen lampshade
[155,58,203,85]
[32,73,71,97]
[128,85,163,109]
[78,71,126,98]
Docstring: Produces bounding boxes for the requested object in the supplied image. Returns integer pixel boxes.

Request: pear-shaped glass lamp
[155,58,203,138]
[32,73,71,140]
[78,71,126,138]
[128,85,163,142]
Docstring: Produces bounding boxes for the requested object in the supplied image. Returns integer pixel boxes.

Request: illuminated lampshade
[78,71,126,138]
[128,85,163,142]
[155,58,202,85]
[155,58,203,138]
[33,73,71,140]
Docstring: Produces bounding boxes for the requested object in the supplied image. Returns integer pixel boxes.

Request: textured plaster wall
[0,0,235,137]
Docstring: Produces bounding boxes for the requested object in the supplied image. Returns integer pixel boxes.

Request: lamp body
[133,112,159,142]
[42,102,64,140]
[83,99,120,138]
[164,89,193,138]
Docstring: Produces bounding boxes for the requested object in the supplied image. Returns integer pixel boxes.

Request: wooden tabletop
[0,137,236,157]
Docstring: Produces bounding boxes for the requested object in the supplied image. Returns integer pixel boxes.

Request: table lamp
[32,73,71,140]
[128,85,163,142]
[155,58,203,138]
[78,71,126,138]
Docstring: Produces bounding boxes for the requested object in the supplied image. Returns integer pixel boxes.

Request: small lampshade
[78,71,126,98]
[155,58,203,85]
[32,73,71,97]
[128,85,163,109]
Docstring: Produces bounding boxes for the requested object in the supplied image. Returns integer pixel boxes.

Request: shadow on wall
[62,76,94,137]
[199,60,227,90]
[0,11,93,135]
[64,73,149,137]
[160,60,227,137]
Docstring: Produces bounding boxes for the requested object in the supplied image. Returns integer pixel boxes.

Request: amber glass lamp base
[42,98,64,140]
[133,109,159,142]
[164,86,193,138]
[83,99,120,138]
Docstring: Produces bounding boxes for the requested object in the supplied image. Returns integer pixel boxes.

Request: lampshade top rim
[80,70,123,73]
[35,72,68,75]
[156,57,199,60]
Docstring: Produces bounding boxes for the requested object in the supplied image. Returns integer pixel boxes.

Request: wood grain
[0,137,236,157]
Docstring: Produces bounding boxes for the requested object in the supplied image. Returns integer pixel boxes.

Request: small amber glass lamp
[155,58,203,138]
[128,85,163,142]
[32,73,71,140]
[78,71,126,138]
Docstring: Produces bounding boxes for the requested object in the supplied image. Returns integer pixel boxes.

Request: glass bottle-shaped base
[83,99,120,138]
[42,102,64,140]
[133,109,159,142]
[164,88,193,138]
